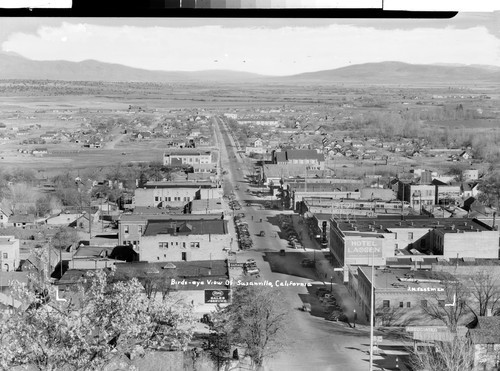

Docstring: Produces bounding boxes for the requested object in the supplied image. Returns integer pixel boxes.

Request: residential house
[0,208,10,227]
[46,212,83,226]
[32,148,48,156]
[7,214,36,229]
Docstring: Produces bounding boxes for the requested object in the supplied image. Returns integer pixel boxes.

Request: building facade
[0,236,20,272]
[163,150,213,166]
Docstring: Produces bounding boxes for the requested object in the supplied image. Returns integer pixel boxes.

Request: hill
[280,61,500,85]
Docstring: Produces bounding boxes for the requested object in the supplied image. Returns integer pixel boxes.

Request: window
[138,225,143,234]
[2,253,7,259]
[124,225,129,234]
[182,242,186,248]
[399,302,404,308]
[407,302,411,308]
[408,232,413,240]
[394,233,398,239]
[438,300,445,308]
[155,196,159,202]
[167,197,171,201]
[382,300,390,308]
[182,252,187,261]
[158,242,168,249]
[190,242,200,248]
[421,300,427,308]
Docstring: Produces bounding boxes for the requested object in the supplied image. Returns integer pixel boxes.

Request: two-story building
[139,218,230,262]
[0,236,20,272]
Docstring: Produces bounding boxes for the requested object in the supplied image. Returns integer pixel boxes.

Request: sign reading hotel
[204,289,230,304]
[345,239,383,258]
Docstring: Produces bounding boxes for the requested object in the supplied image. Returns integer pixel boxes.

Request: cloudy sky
[1,14,499,75]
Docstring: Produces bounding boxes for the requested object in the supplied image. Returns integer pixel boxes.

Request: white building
[0,236,20,272]
[163,149,212,166]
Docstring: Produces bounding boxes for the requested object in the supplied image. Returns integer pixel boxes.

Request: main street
[212,116,388,371]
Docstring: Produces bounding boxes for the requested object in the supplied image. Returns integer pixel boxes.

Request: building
[68,245,126,270]
[163,149,213,166]
[468,316,500,370]
[134,181,222,209]
[432,179,461,205]
[356,266,459,326]
[288,182,361,211]
[463,169,479,181]
[0,208,10,227]
[397,181,436,212]
[139,218,230,262]
[237,119,279,127]
[302,197,410,218]
[273,149,325,166]
[118,213,225,249]
[0,236,20,272]
[329,217,498,277]
[186,198,225,215]
[46,212,83,226]
[7,214,36,228]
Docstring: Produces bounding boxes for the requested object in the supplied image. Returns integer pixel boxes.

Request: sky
[0,14,499,76]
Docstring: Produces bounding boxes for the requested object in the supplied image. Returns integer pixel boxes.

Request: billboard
[345,239,383,258]
[205,289,230,304]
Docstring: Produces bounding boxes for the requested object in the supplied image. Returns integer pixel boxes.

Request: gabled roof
[8,214,35,223]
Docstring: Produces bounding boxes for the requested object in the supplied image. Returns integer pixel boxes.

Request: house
[46,212,83,226]
[7,214,36,228]
[460,151,473,160]
[467,316,500,370]
[0,236,20,272]
[461,182,480,199]
[135,132,152,140]
[0,208,10,227]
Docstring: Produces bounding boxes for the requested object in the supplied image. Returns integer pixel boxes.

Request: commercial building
[163,149,213,166]
[118,213,224,248]
[356,267,460,326]
[186,198,225,215]
[139,218,230,262]
[329,217,498,276]
[302,197,410,218]
[397,181,436,213]
[134,181,222,209]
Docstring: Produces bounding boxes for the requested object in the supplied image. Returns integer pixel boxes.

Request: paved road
[213,116,390,371]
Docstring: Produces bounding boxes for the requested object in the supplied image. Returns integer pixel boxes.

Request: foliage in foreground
[0,270,195,371]
[410,336,475,371]
[207,285,291,371]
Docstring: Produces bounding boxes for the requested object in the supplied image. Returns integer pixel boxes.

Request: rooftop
[468,316,500,344]
[120,213,224,223]
[143,219,227,236]
[358,266,456,291]
[164,149,212,156]
[334,217,491,234]
[142,181,217,189]
[190,198,224,212]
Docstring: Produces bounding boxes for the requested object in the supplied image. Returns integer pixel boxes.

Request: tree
[0,269,195,371]
[421,280,472,332]
[467,270,500,317]
[410,336,475,371]
[51,227,79,251]
[210,285,290,370]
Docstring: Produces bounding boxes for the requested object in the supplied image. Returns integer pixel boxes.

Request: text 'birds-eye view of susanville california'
[0,13,500,371]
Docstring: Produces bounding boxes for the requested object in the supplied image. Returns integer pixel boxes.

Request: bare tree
[467,270,500,317]
[410,336,475,371]
[421,281,472,332]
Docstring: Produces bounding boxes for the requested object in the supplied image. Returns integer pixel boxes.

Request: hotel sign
[345,239,383,258]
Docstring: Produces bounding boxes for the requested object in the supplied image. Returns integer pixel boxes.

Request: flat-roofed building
[139,218,229,262]
[186,198,225,215]
[356,267,464,326]
[330,217,498,278]
[118,213,225,251]
[0,236,20,272]
[134,181,222,208]
[163,149,213,166]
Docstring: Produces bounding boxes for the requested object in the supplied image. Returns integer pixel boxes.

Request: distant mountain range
[0,52,499,85]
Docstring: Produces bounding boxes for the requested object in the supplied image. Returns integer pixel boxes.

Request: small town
[1,14,500,371]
